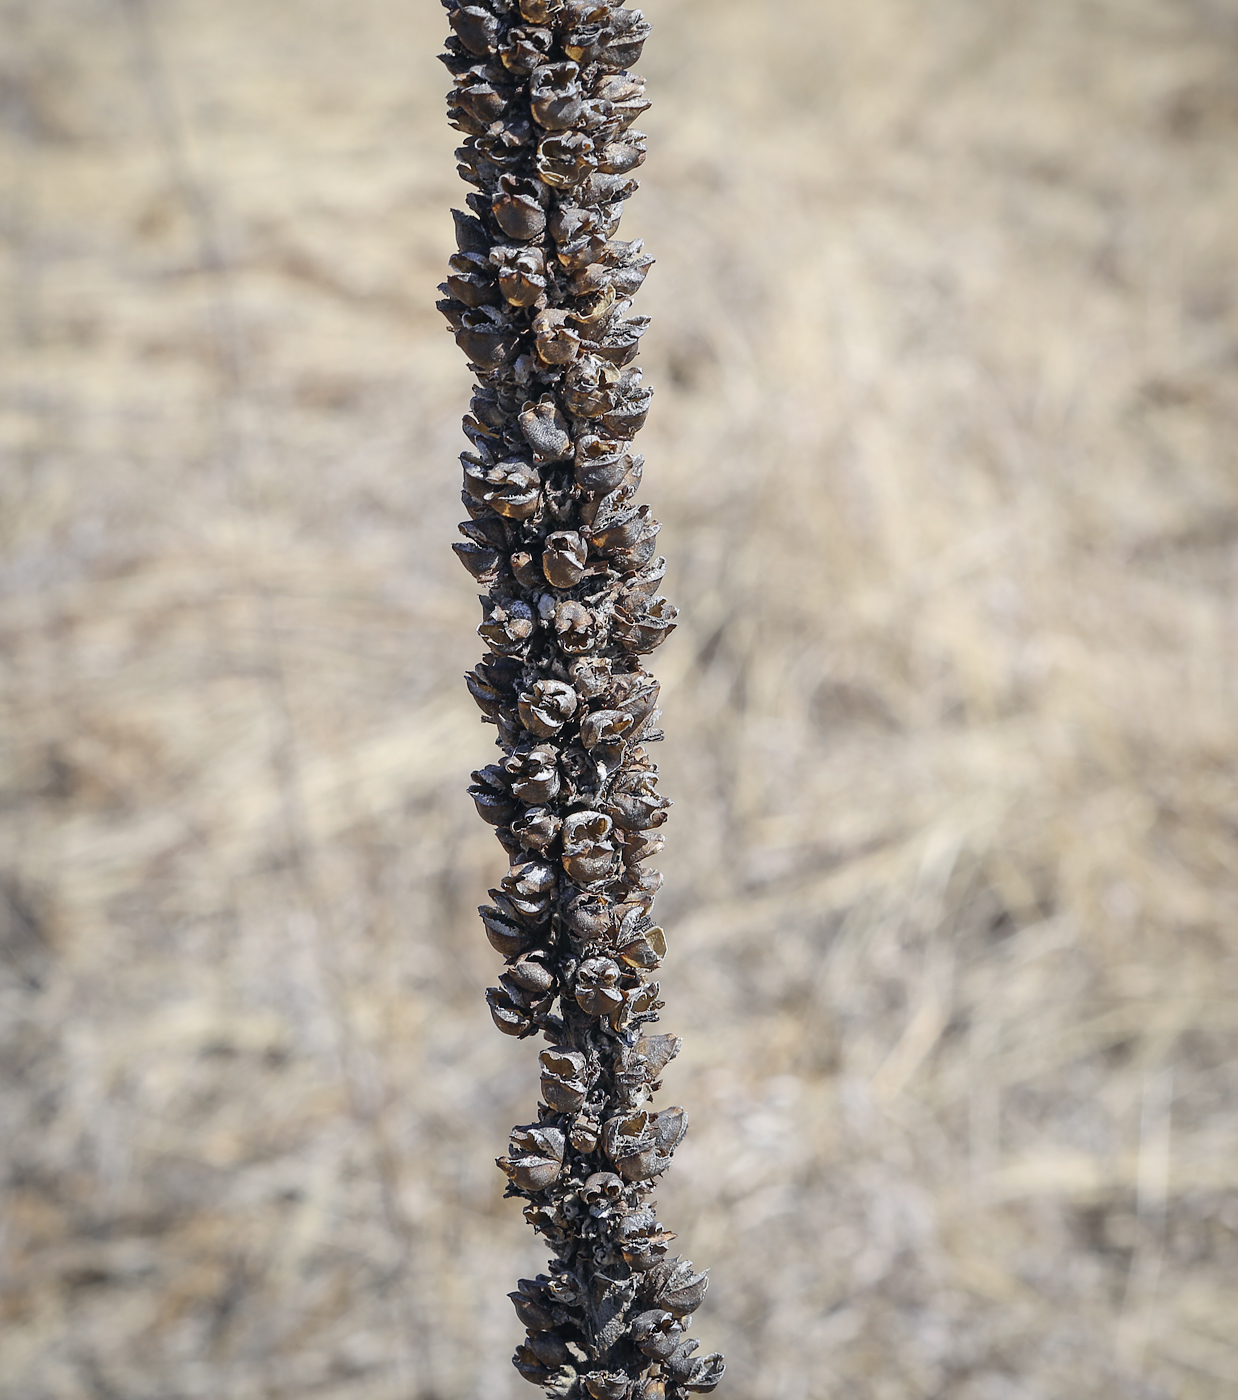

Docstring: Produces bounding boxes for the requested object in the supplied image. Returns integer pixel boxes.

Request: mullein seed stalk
[438,3,724,1397]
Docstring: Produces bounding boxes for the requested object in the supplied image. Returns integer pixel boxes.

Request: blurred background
[2,0,1237,1396]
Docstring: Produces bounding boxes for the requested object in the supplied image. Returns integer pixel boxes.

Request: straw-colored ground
[3,0,1237,1396]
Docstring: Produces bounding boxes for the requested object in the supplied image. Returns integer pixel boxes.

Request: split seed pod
[542,530,588,587]
[575,956,624,1018]
[499,1124,566,1192]
[540,1047,589,1112]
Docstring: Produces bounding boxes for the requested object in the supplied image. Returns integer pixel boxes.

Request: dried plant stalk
[438,3,724,1397]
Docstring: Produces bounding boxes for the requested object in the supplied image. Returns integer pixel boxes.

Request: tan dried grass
[2,0,1237,1396]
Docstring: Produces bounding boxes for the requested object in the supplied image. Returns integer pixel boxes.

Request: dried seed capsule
[588,310,651,367]
[615,924,666,969]
[570,1108,601,1153]
[542,530,588,587]
[452,207,490,254]
[606,5,652,63]
[562,888,614,939]
[652,1260,709,1317]
[505,550,539,590]
[574,435,635,494]
[556,231,609,274]
[468,381,510,427]
[636,1033,681,1078]
[499,1125,566,1192]
[630,1310,680,1360]
[543,1271,583,1307]
[548,200,602,245]
[685,1359,725,1394]
[574,956,623,1017]
[622,555,666,600]
[500,24,554,75]
[581,1171,624,1209]
[480,905,532,958]
[509,1279,558,1333]
[628,864,663,895]
[469,764,517,825]
[564,354,621,417]
[579,708,631,771]
[663,1339,707,1384]
[487,984,535,1036]
[602,1108,662,1180]
[518,394,573,461]
[464,457,543,520]
[529,61,584,130]
[587,502,653,553]
[526,1331,575,1369]
[449,5,501,56]
[502,956,557,1014]
[497,974,551,1017]
[503,744,561,804]
[553,599,602,654]
[536,130,598,188]
[652,1105,687,1153]
[532,308,582,366]
[618,1213,676,1271]
[453,539,502,583]
[619,828,666,862]
[450,73,509,127]
[606,768,669,832]
[523,1203,568,1244]
[512,805,563,852]
[593,71,650,126]
[614,596,677,653]
[579,478,634,531]
[518,0,559,21]
[569,655,613,700]
[440,293,470,337]
[597,130,647,175]
[539,1047,588,1111]
[561,811,619,884]
[499,860,558,917]
[445,252,499,306]
[512,1345,558,1385]
[579,168,638,207]
[478,598,537,654]
[584,1373,630,1400]
[492,174,549,240]
[613,674,663,739]
[571,241,652,297]
[517,679,578,736]
[601,368,653,436]
[455,306,521,369]
[491,244,549,307]
[570,284,618,331]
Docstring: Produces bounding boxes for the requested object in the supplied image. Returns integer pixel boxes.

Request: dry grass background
[2,0,1238,1396]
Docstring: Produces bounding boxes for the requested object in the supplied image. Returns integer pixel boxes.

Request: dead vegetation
[2,0,1237,1397]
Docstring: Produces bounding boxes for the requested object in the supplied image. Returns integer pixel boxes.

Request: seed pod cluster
[441,3,723,1396]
